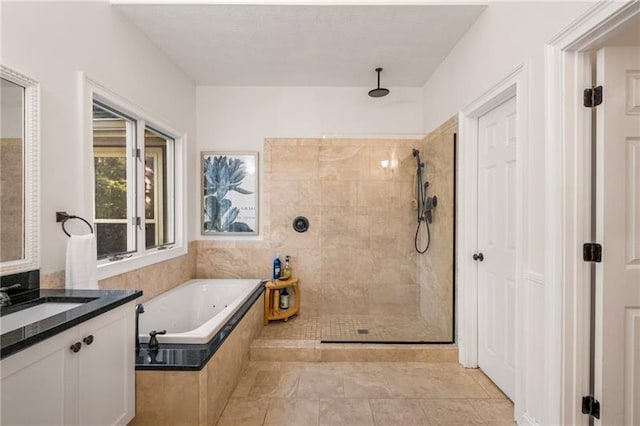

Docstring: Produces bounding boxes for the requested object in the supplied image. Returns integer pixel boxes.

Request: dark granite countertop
[1,288,143,359]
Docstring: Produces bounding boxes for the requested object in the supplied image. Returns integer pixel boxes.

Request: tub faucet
[148,330,166,351]
[135,304,144,352]
[0,284,22,307]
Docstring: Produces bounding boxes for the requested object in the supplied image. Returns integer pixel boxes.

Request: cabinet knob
[83,335,94,345]
[473,253,484,262]
[70,342,82,353]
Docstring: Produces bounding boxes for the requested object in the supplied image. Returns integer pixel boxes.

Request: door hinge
[584,85,603,107]
[133,148,141,159]
[583,243,602,263]
[581,396,600,419]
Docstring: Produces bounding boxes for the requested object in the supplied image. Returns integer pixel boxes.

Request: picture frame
[201,151,259,236]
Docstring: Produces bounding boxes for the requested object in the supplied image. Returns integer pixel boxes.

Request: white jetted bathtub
[138,278,263,344]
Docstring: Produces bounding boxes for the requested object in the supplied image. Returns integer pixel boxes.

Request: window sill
[96,244,187,281]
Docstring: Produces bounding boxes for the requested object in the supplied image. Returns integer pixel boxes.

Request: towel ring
[56,212,94,237]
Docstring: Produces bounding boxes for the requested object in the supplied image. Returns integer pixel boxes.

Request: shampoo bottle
[273,254,281,280]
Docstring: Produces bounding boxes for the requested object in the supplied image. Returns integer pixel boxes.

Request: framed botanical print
[201,151,258,235]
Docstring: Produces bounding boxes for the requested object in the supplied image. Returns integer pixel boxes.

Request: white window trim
[80,72,187,280]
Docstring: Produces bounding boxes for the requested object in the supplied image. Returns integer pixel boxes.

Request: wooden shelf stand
[263,278,300,325]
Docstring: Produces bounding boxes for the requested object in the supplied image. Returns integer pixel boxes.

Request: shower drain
[357,329,369,335]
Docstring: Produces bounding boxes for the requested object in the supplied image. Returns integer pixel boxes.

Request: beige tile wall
[197,134,455,339]
[418,117,457,340]
[41,241,197,302]
[131,290,264,426]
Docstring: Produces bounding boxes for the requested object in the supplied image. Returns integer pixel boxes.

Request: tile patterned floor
[217,361,514,425]
[260,315,445,342]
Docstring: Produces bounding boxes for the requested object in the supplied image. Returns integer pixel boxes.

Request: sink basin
[1,302,84,334]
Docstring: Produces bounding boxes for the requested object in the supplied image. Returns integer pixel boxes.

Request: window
[92,98,177,263]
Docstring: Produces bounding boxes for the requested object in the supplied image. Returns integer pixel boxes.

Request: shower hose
[414,165,431,254]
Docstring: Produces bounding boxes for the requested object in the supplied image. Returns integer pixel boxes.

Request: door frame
[545,1,640,425]
[457,63,528,418]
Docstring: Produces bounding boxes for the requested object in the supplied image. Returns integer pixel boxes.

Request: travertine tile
[420,399,485,425]
[343,372,392,398]
[319,398,374,426]
[216,397,269,426]
[247,370,300,398]
[369,398,429,426]
[470,399,515,424]
[296,370,344,398]
[264,398,320,426]
[467,369,508,399]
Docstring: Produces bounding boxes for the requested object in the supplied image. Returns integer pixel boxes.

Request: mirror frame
[0,65,39,275]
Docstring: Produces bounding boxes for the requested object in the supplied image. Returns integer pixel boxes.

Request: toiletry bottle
[273,254,281,280]
[280,287,289,310]
[282,256,292,280]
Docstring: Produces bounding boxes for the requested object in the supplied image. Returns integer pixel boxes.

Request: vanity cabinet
[1,302,135,425]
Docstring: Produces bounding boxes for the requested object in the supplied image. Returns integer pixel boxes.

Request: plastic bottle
[273,254,281,280]
[282,255,292,280]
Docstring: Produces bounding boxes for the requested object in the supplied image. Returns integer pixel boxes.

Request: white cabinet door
[77,306,135,426]
[0,302,135,426]
[477,96,517,401]
[0,327,79,426]
[595,46,640,426]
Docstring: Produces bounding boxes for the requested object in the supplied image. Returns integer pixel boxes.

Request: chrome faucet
[135,304,144,352]
[0,284,22,307]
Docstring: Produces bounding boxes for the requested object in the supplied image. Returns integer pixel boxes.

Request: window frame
[82,73,186,280]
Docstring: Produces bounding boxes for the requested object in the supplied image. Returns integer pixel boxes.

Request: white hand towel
[65,234,98,290]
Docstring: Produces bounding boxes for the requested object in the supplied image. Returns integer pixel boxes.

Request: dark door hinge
[584,86,603,107]
[581,396,600,419]
[583,243,602,262]
[133,148,141,159]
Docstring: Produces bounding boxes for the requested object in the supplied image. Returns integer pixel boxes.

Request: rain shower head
[368,68,390,98]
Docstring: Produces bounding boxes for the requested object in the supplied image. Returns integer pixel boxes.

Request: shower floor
[260,314,447,343]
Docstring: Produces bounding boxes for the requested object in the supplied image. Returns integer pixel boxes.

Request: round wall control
[292,216,309,233]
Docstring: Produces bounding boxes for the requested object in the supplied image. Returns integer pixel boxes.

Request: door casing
[546,1,640,425]
[457,64,528,421]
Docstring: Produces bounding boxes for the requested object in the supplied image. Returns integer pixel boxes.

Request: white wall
[0,1,196,274]
[196,85,423,238]
[419,1,593,424]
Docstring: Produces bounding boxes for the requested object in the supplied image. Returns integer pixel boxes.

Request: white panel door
[595,46,640,425]
[477,96,517,400]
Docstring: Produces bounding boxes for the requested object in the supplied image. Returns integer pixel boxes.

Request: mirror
[0,66,39,275]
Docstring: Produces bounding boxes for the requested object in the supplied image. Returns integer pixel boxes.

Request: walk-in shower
[413,148,438,254]
[254,127,456,344]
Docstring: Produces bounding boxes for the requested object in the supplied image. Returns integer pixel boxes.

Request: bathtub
[138,278,263,345]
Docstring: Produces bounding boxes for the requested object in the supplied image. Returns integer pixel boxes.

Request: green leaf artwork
[203,154,256,233]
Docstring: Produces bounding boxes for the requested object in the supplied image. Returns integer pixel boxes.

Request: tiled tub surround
[198,131,456,342]
[41,241,197,302]
[131,290,264,426]
[135,280,265,368]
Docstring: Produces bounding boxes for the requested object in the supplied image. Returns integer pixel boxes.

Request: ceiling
[114,3,486,86]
